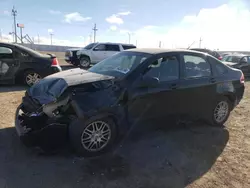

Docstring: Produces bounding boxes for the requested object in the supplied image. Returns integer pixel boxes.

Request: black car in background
[0,42,62,86]
[190,48,223,60]
[15,49,245,157]
[222,54,250,76]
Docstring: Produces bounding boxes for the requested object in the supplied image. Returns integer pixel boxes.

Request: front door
[0,46,19,82]
[91,44,108,63]
[127,53,181,124]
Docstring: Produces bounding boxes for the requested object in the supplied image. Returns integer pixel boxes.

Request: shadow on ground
[0,122,229,188]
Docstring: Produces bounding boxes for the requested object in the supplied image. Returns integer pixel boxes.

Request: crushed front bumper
[15,104,68,149]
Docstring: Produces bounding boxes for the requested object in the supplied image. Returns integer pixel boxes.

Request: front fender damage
[15,81,128,151]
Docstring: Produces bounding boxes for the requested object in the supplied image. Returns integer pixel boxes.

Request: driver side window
[93,44,106,51]
[144,55,179,82]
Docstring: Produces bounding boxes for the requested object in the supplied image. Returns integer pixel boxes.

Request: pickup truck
[65,42,136,68]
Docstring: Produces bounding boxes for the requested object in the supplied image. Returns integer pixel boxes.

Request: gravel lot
[0,81,250,188]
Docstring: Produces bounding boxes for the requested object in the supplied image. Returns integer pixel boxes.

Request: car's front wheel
[208,96,232,126]
[79,56,91,69]
[69,117,117,157]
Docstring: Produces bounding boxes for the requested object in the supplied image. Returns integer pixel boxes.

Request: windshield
[83,43,97,50]
[88,52,151,78]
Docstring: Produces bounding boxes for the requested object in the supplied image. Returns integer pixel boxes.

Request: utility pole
[136,40,137,46]
[89,34,92,43]
[127,32,131,44]
[0,29,2,41]
[37,34,40,44]
[92,23,98,43]
[159,41,162,48]
[50,33,53,45]
[11,6,17,43]
[199,37,203,48]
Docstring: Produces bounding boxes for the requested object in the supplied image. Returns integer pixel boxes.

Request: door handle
[210,78,216,83]
[170,83,178,90]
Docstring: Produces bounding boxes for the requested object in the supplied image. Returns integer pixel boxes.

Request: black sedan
[0,42,62,86]
[15,48,245,157]
[222,54,250,76]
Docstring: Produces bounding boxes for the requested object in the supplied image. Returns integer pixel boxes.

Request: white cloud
[48,29,54,33]
[49,10,61,15]
[3,10,10,15]
[110,25,117,31]
[63,12,92,23]
[106,10,131,25]
[132,0,250,50]
[106,14,124,25]
[117,11,131,16]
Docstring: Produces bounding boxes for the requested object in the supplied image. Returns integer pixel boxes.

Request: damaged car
[15,49,245,157]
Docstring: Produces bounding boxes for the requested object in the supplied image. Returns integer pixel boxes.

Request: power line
[11,6,17,43]
[92,23,97,43]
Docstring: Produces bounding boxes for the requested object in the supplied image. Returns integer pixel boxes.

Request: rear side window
[122,45,136,50]
[183,55,211,78]
[208,56,228,75]
[106,44,120,51]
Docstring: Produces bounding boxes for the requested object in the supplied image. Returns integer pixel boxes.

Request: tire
[207,96,232,126]
[69,117,117,157]
[23,70,42,86]
[79,56,91,69]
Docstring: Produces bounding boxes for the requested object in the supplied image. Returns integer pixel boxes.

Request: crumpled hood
[27,68,114,105]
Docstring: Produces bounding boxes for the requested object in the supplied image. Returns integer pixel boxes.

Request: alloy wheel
[213,101,229,123]
[81,121,111,152]
[26,73,41,86]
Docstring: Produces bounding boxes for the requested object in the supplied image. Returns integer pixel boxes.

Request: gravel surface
[0,82,249,188]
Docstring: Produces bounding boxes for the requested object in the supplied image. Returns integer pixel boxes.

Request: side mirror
[138,76,159,88]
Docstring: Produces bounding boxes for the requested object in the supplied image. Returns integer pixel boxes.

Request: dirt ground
[0,82,250,188]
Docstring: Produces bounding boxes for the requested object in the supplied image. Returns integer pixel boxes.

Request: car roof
[97,42,135,46]
[125,48,208,55]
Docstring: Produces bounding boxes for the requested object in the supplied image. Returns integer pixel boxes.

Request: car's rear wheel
[208,96,232,126]
[23,70,41,86]
[69,117,117,157]
[79,56,90,69]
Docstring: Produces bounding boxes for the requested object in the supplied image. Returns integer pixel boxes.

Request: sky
[0,0,250,50]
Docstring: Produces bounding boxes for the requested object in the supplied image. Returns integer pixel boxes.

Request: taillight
[240,72,245,84]
[51,58,59,66]
[218,56,223,60]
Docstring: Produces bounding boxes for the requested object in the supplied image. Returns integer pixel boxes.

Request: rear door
[0,45,20,82]
[105,44,120,58]
[177,52,216,119]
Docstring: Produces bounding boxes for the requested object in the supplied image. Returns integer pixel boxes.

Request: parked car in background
[190,48,223,60]
[15,48,244,157]
[0,42,62,86]
[65,42,136,68]
[222,54,250,76]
